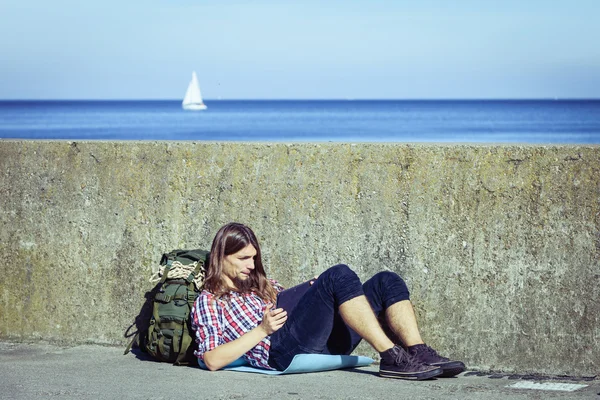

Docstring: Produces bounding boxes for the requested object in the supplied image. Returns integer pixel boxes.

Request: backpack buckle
[185,272,195,283]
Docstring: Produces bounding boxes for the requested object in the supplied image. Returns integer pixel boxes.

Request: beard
[233,274,255,292]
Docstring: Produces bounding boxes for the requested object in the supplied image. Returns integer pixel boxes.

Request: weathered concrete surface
[0,140,598,376]
[1,342,598,400]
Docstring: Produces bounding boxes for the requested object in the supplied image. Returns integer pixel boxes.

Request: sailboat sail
[182,71,207,110]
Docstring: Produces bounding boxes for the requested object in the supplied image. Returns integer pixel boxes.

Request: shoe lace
[395,348,428,369]
[421,345,449,362]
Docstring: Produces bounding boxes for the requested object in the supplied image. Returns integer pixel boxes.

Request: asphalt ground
[1,341,597,400]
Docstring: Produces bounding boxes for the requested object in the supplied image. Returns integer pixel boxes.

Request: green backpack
[125,249,210,365]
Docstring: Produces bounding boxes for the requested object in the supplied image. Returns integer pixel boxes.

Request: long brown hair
[204,222,277,303]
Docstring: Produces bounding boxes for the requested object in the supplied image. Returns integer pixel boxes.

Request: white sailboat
[182,71,207,110]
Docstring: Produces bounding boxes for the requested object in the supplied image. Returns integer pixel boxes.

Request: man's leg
[269,265,440,380]
[338,294,446,381]
[384,299,424,346]
[364,272,466,377]
[269,265,441,379]
[268,264,367,370]
[338,295,394,352]
[325,270,413,355]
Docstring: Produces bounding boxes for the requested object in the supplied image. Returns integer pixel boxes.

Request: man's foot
[407,344,466,377]
[379,345,443,380]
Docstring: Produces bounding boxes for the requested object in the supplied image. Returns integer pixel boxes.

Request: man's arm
[203,304,287,371]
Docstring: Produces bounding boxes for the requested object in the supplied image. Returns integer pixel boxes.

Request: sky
[1,0,599,100]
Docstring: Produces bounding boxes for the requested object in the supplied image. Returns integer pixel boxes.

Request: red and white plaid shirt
[191,280,284,370]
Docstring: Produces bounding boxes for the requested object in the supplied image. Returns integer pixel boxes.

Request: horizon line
[1,97,599,102]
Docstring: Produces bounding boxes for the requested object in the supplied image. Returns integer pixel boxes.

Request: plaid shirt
[191,280,284,370]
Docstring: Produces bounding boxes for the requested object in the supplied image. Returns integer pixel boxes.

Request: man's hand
[259,303,287,335]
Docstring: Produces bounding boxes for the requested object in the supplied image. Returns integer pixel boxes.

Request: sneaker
[379,345,443,380]
[407,344,466,377]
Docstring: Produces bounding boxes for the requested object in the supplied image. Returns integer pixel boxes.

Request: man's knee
[320,264,359,286]
[319,264,356,279]
[328,263,353,275]
[371,271,410,300]
[372,271,404,283]
[319,264,364,304]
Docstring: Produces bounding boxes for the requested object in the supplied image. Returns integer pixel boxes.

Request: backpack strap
[123,332,139,355]
[174,329,193,366]
[175,287,197,366]
[175,265,203,365]
[185,261,204,284]
[159,264,171,284]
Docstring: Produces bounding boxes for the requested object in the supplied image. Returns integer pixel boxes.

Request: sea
[1,100,599,143]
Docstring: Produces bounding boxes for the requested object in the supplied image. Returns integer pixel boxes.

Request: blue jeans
[268,264,410,370]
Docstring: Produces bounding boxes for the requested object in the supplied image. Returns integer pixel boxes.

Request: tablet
[275,280,312,314]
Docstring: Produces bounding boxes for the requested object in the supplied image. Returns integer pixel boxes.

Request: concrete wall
[0,140,598,376]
